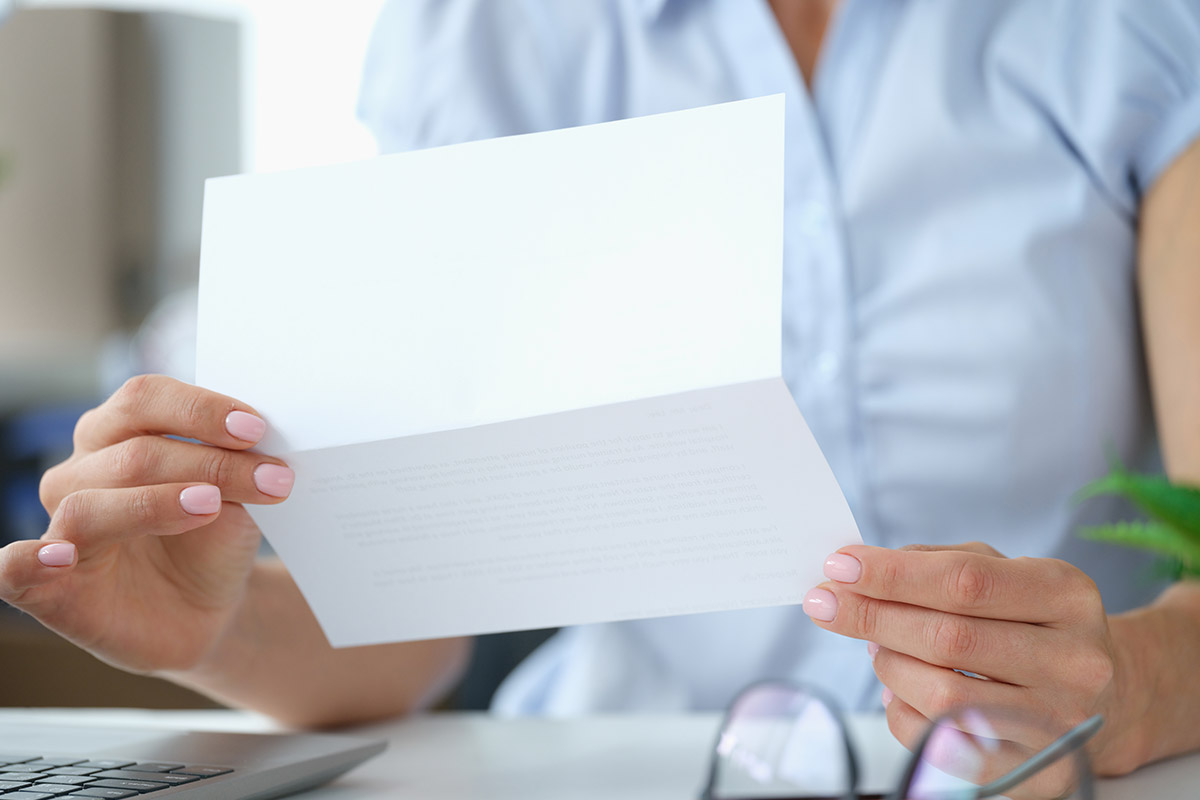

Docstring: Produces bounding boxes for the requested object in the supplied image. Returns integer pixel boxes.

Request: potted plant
[1080,464,1200,579]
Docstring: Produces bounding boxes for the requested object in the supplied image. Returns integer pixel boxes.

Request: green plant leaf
[1078,468,1200,538]
[1080,521,1200,570]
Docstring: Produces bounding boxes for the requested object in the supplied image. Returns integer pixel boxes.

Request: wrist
[158,561,270,696]
[1096,585,1200,774]
[1092,610,1160,775]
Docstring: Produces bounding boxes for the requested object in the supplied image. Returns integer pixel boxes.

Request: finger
[900,541,1005,558]
[0,539,78,607]
[50,484,225,552]
[886,690,1075,800]
[805,587,1057,683]
[820,545,1097,623]
[73,375,268,453]
[45,436,294,510]
[874,647,1034,737]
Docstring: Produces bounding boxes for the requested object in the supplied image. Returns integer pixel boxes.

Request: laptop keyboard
[0,754,232,798]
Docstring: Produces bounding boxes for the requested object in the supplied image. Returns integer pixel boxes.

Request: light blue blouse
[357,0,1200,714]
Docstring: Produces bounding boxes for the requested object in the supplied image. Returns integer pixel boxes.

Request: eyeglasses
[699,680,1101,800]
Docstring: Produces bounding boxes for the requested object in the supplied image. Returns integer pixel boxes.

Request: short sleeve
[1069,0,1200,207]
[355,0,588,154]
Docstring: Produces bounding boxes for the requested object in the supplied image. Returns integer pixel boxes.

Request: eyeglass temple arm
[972,715,1103,799]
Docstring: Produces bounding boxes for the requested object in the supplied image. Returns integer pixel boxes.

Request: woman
[3,0,1199,782]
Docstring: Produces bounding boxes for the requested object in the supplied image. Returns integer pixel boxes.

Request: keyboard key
[122,764,183,774]
[42,769,99,777]
[88,779,171,793]
[60,791,140,800]
[1,793,57,799]
[170,766,232,778]
[0,765,50,773]
[25,760,85,768]
[71,763,131,772]
[20,785,77,796]
[91,771,196,786]
[0,756,39,764]
[0,773,45,782]
[0,780,33,790]
[34,776,95,786]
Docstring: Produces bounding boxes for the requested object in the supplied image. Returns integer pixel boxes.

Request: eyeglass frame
[698,678,1102,800]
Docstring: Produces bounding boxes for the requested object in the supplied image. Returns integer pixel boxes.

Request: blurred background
[0,0,550,710]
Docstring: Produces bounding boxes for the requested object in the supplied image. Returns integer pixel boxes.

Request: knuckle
[877,557,903,595]
[1071,645,1115,695]
[128,485,161,528]
[39,463,66,513]
[114,374,157,417]
[927,677,969,717]
[946,558,994,610]
[202,449,238,489]
[177,388,210,432]
[855,595,885,638]
[113,437,157,484]
[930,614,978,664]
[72,407,98,449]
[53,490,92,541]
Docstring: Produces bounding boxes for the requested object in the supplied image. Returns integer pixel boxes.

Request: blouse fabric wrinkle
[356,0,1200,715]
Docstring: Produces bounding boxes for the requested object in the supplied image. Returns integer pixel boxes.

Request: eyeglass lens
[899,709,1096,800]
[708,682,855,799]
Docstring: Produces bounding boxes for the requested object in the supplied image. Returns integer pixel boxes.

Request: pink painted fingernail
[226,411,266,443]
[802,587,838,622]
[823,552,862,583]
[882,687,894,708]
[38,542,76,567]
[254,464,295,498]
[180,485,222,515]
[867,641,880,661]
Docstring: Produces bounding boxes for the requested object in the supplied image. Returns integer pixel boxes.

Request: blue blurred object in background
[0,402,91,545]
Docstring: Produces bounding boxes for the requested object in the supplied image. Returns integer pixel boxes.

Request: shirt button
[814,351,840,381]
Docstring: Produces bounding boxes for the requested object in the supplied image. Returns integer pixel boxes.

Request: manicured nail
[823,552,862,583]
[225,411,266,443]
[254,464,295,498]
[867,641,880,661]
[180,485,222,515]
[38,542,76,567]
[882,687,894,708]
[802,587,838,622]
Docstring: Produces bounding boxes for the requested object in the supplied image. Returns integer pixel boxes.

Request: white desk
[1,708,1196,798]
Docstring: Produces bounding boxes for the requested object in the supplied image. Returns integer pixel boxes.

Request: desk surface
[1,708,1196,799]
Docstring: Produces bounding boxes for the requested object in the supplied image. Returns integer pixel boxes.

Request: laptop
[0,720,384,799]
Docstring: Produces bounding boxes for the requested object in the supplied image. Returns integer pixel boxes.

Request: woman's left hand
[802,543,1152,778]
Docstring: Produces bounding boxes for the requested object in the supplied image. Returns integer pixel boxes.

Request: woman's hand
[802,543,1156,785]
[0,375,294,675]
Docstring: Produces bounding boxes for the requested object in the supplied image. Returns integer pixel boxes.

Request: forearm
[165,559,472,729]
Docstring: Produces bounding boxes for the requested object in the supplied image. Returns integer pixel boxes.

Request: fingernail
[882,687,894,708]
[867,641,880,661]
[254,464,295,498]
[38,542,76,567]
[226,411,266,443]
[823,552,862,583]
[802,587,838,622]
[180,485,222,515]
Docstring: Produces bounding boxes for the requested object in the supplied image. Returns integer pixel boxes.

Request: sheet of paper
[198,97,785,455]
[196,96,863,646]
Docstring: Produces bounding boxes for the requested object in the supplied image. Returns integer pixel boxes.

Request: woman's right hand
[0,374,294,675]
